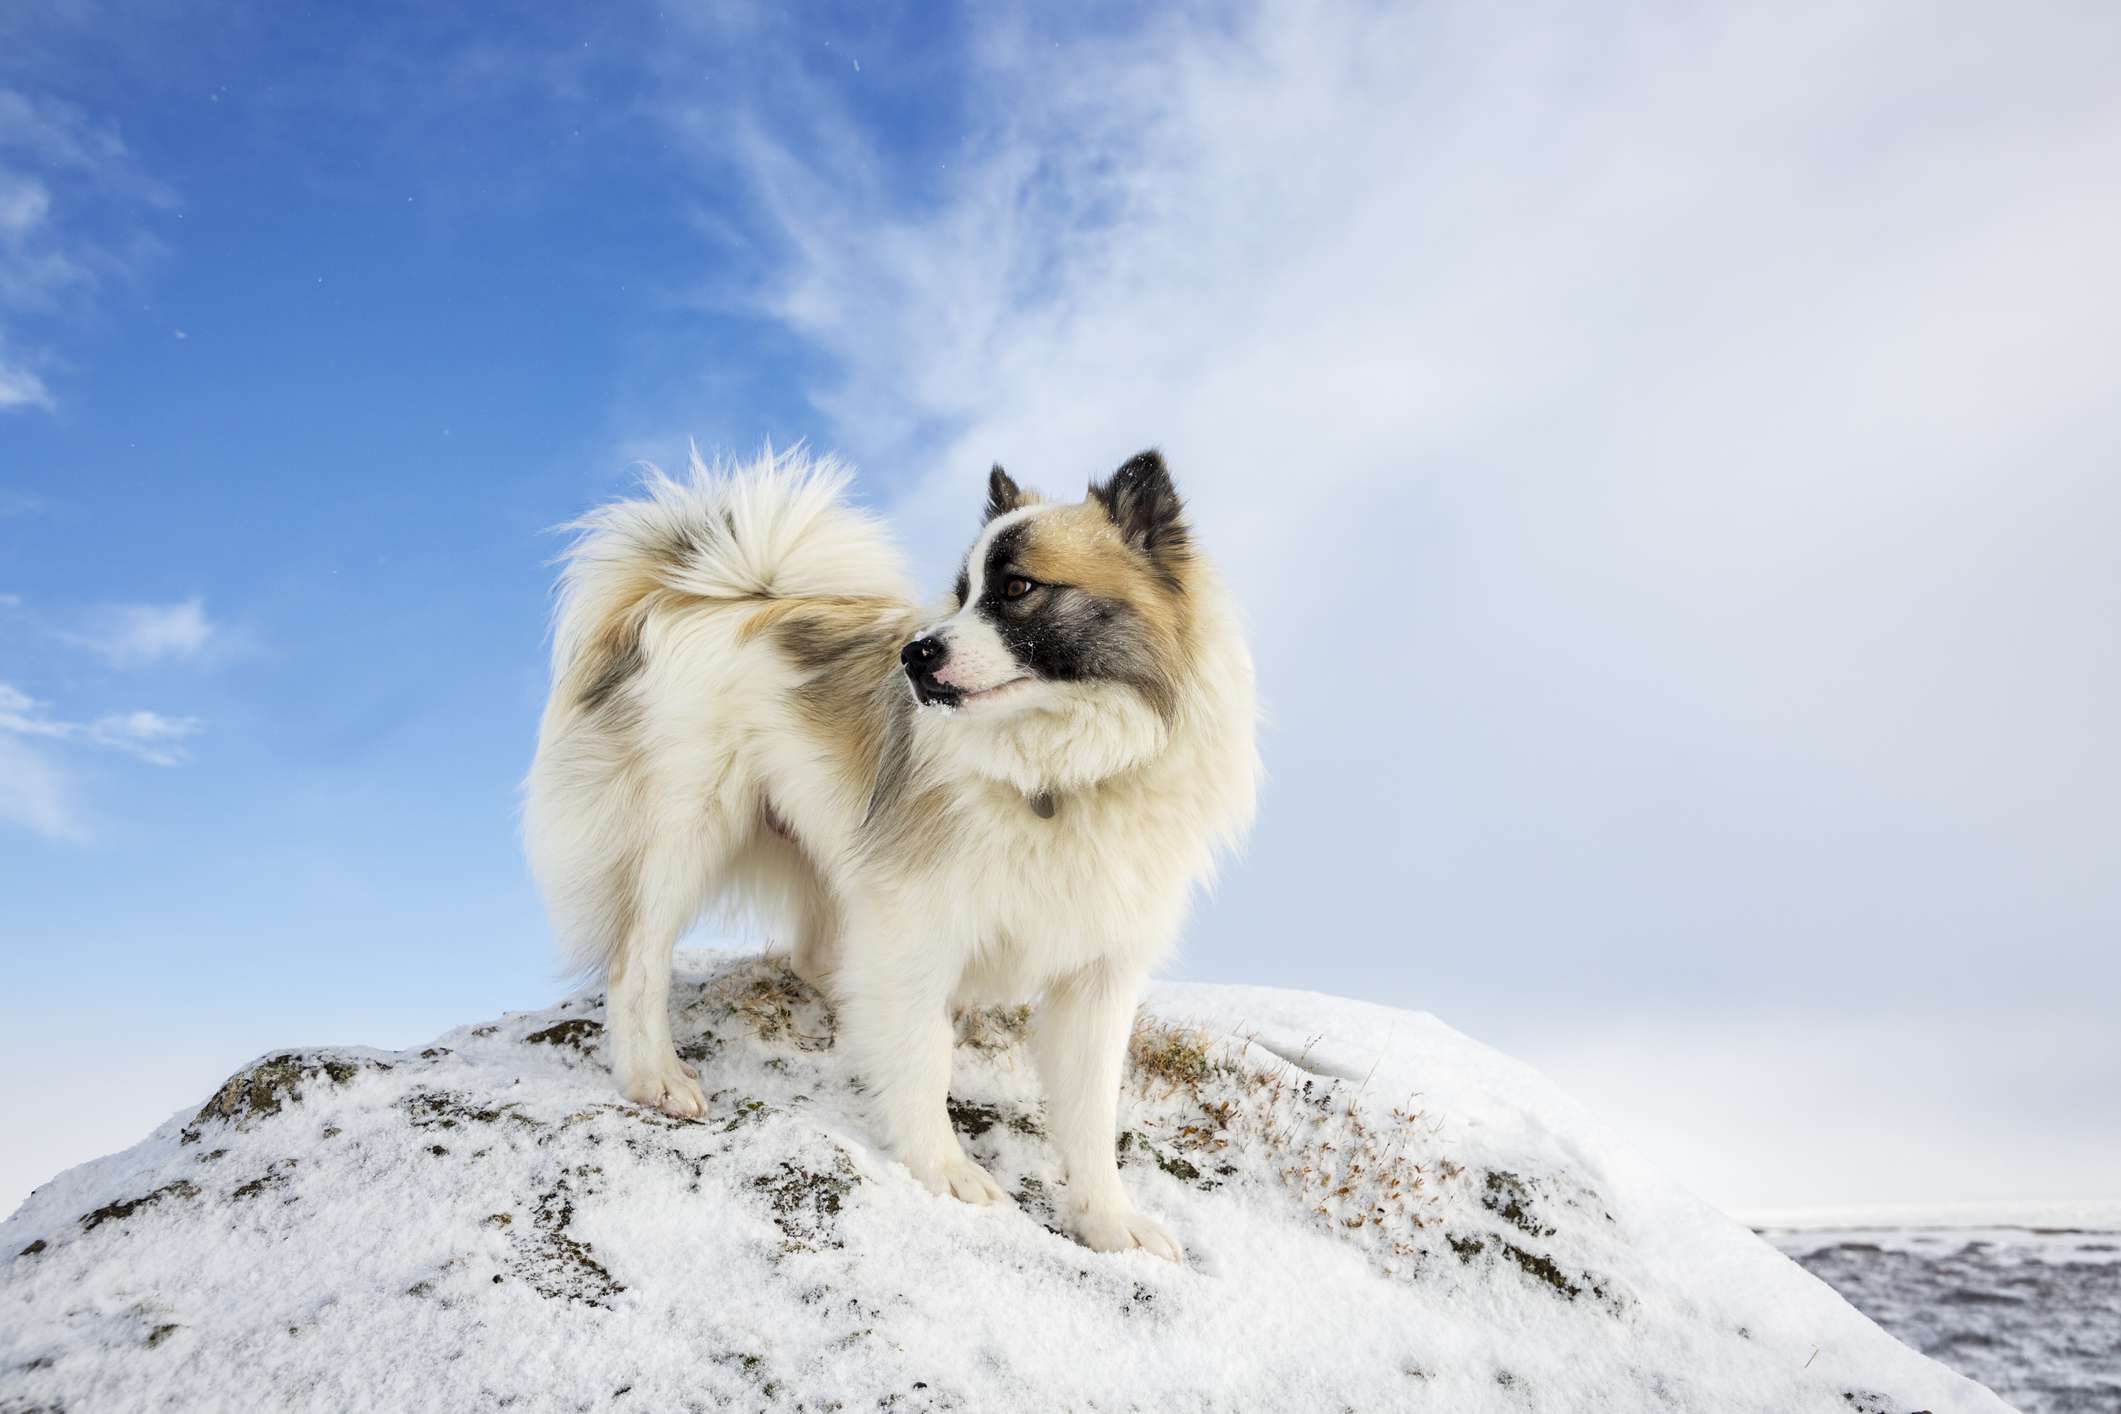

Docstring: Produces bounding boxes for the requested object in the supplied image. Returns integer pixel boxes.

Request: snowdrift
[2,951,2010,1412]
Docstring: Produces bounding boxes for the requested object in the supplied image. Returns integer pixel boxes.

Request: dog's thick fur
[523,447,1257,1260]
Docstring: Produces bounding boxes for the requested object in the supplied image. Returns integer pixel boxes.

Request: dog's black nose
[900,636,946,672]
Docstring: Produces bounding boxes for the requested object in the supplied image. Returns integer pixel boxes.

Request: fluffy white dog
[523,448,1257,1260]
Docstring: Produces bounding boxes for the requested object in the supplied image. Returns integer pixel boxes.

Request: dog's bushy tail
[526,444,909,978]
[546,443,909,708]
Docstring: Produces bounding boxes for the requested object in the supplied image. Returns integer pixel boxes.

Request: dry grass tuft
[1128,1018,1217,1090]
[707,960,835,1050]
[954,1004,1032,1053]
[1124,1015,1459,1275]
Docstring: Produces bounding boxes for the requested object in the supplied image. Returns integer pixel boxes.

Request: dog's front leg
[1034,961,1181,1262]
[836,925,1006,1206]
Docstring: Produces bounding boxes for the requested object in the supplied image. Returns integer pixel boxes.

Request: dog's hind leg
[606,837,717,1119]
[725,822,841,997]
[786,867,840,997]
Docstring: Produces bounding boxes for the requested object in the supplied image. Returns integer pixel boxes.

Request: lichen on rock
[191,1052,384,1132]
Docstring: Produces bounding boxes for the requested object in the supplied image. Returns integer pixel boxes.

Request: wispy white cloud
[82,709,203,766]
[0,677,202,842]
[0,87,134,176]
[0,732,86,843]
[0,169,49,237]
[0,596,212,843]
[0,679,203,767]
[693,0,2121,1202]
[0,85,170,412]
[0,354,51,410]
[0,679,54,722]
[64,595,218,668]
[713,0,2121,915]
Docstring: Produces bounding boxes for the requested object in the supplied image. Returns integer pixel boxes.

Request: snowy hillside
[3,951,2011,1412]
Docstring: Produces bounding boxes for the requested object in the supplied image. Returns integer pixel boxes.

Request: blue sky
[4,1,2119,1217]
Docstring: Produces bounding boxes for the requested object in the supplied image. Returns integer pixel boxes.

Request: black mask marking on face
[971,522,1175,718]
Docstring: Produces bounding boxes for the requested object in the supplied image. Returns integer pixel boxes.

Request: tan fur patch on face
[1014,502,1195,671]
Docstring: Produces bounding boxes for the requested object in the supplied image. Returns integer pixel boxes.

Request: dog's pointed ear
[1090,450,1189,580]
[984,464,1028,523]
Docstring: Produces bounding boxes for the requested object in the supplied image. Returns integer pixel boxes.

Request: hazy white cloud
[0,169,49,238]
[0,679,203,766]
[701,0,2121,1203]
[0,599,212,847]
[0,603,222,836]
[67,595,218,667]
[0,733,87,842]
[1503,1004,2121,1209]
[0,88,133,176]
[719,0,2121,970]
[0,679,202,840]
[82,709,203,766]
[0,352,52,410]
[0,86,170,412]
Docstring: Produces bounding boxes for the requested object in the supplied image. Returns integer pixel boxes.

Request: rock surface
[2,951,2012,1412]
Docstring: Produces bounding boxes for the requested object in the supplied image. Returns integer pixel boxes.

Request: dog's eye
[1002,576,1035,600]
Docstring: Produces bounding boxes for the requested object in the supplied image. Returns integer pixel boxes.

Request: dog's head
[901,451,1195,748]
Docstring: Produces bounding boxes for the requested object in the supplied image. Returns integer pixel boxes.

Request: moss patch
[400,1089,544,1133]
[675,1031,723,1065]
[512,1173,624,1306]
[81,1180,201,1233]
[1482,1170,1555,1238]
[230,1161,298,1203]
[1117,1130,1220,1190]
[752,1156,858,1252]
[524,1018,603,1054]
[1446,1233,1589,1301]
[947,1099,1043,1141]
[194,1053,380,1130]
[718,1095,772,1133]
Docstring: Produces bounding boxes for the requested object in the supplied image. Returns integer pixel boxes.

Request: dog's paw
[908,1151,1009,1206]
[619,1059,706,1120]
[1076,1206,1183,1263]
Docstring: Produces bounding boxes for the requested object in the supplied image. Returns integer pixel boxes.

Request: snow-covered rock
[2,951,2010,1412]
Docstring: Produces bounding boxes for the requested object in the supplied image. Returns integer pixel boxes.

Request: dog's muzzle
[900,635,961,706]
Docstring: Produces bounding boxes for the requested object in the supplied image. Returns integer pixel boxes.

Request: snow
[3,950,2013,1412]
